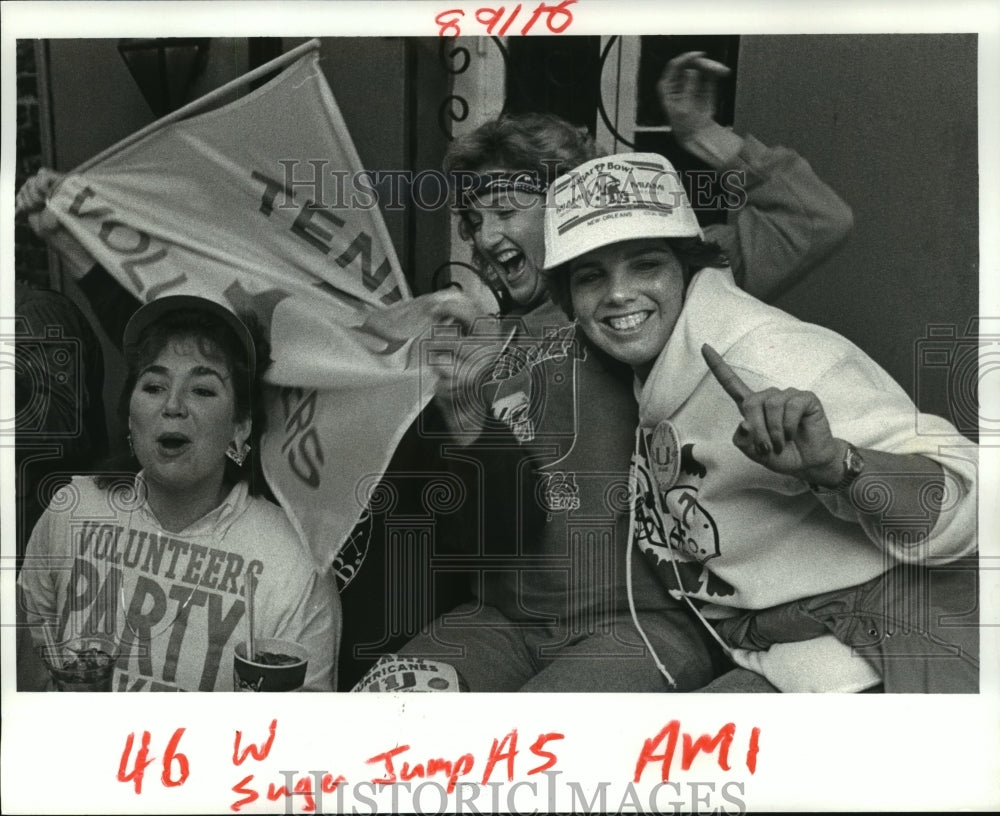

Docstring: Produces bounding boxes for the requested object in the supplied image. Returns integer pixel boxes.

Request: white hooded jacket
[630,267,976,615]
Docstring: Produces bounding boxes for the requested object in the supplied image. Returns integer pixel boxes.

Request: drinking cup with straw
[233,572,309,691]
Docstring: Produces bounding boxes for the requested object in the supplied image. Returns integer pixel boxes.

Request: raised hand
[15,167,99,280]
[701,343,844,485]
[657,51,731,147]
[15,168,65,237]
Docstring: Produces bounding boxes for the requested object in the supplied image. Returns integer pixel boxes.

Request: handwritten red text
[634,721,761,782]
[117,728,189,794]
[435,1,576,37]
[367,729,565,793]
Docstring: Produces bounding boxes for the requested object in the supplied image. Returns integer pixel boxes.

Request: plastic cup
[233,638,308,692]
[43,636,117,692]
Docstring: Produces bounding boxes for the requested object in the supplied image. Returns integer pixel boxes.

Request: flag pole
[74,38,322,173]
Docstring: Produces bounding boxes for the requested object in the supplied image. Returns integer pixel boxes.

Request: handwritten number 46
[117,729,189,794]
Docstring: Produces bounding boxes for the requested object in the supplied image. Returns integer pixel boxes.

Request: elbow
[827,198,855,248]
[904,483,977,564]
[810,197,855,263]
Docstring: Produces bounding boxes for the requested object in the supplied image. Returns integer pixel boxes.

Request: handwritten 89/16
[435,1,576,37]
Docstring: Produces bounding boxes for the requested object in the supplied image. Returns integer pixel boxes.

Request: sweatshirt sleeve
[16,509,60,691]
[17,484,79,655]
[703,134,854,302]
[271,567,341,692]
[805,354,977,564]
[18,498,60,632]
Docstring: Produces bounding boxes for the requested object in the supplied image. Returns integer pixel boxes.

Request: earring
[226,440,250,467]
[127,433,134,457]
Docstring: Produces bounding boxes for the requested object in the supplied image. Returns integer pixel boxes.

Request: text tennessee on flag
[45,42,435,574]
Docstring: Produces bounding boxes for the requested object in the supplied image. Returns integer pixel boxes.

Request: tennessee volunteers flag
[45,40,435,573]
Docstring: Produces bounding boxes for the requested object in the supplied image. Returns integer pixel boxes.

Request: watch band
[810,442,865,494]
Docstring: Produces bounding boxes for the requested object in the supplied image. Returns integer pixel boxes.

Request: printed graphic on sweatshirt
[537,471,580,514]
[488,323,580,443]
[631,429,735,599]
[44,519,261,692]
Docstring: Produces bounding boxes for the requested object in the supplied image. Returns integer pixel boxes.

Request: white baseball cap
[543,152,702,269]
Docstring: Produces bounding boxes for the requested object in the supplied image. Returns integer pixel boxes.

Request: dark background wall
[735,34,978,433]
[47,38,251,170]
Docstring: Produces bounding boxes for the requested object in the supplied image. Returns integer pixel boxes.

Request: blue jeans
[398,600,717,692]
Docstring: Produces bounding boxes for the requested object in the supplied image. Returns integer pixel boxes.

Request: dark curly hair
[98,306,273,498]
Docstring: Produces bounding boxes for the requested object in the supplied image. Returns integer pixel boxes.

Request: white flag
[47,44,435,572]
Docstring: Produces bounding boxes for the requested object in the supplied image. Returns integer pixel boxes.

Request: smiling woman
[17,295,341,692]
[540,153,978,693]
[567,238,688,380]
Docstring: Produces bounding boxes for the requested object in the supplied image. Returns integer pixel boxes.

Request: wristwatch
[810,442,865,494]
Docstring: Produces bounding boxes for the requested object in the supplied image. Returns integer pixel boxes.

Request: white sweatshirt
[631,267,976,614]
[19,475,340,691]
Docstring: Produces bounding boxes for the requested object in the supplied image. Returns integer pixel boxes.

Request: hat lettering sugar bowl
[543,153,703,269]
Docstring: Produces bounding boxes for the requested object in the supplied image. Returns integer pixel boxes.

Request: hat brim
[543,152,703,270]
[122,295,257,379]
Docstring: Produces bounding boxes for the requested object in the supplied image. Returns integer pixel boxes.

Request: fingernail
[756,442,771,457]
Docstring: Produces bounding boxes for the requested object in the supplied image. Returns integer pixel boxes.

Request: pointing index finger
[702,343,751,405]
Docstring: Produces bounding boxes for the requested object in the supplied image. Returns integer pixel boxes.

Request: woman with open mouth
[18,295,340,692]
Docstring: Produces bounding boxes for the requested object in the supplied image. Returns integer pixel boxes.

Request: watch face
[845,445,865,478]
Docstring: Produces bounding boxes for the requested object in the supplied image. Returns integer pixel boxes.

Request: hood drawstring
[626,427,733,690]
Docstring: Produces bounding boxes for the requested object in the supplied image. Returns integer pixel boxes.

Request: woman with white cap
[540,152,978,693]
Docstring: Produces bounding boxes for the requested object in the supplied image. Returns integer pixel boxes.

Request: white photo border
[2,1,998,813]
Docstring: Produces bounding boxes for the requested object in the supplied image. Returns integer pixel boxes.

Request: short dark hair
[545,237,729,320]
[446,112,599,184]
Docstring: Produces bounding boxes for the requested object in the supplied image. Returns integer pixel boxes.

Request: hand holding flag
[39,42,432,573]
